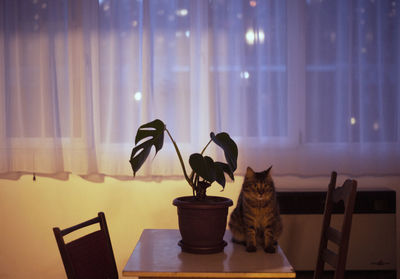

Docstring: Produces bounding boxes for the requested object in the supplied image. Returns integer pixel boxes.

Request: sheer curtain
[303,0,400,175]
[0,0,399,179]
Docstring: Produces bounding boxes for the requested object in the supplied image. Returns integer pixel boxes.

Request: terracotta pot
[172,196,233,254]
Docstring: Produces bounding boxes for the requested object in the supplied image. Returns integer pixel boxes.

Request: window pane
[306,0,399,143]
[209,0,287,137]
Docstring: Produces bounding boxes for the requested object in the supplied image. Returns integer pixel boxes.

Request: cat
[228,166,282,253]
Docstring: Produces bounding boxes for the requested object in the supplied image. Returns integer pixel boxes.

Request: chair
[313,172,357,279]
[53,212,119,279]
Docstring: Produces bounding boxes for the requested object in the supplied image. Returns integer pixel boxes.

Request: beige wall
[0,174,399,279]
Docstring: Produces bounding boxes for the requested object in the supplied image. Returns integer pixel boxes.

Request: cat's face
[242,166,275,201]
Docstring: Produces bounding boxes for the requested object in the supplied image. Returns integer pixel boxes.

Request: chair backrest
[313,172,357,279]
[53,212,119,279]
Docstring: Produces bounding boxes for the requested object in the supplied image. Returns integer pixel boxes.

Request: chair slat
[326,226,341,245]
[322,248,338,268]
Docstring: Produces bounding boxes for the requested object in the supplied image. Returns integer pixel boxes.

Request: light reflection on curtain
[0,0,399,179]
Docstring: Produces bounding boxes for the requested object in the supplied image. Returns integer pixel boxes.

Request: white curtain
[0,0,399,179]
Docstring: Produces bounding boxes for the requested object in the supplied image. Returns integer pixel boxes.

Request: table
[123,229,296,278]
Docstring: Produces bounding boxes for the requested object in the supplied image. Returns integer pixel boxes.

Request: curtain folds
[0,0,399,179]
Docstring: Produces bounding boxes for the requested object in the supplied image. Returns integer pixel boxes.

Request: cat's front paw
[264,246,276,253]
[246,245,257,252]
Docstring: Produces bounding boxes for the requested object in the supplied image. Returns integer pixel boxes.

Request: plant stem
[193,173,198,197]
[165,128,193,189]
[200,139,213,155]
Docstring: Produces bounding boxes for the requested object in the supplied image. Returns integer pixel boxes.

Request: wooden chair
[53,212,119,279]
[313,172,357,279]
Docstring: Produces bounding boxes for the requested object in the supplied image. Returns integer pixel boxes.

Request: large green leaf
[215,162,234,181]
[213,162,226,188]
[189,154,216,183]
[189,154,235,188]
[210,132,238,172]
[130,119,165,176]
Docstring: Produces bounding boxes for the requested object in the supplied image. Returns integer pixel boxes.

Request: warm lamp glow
[249,0,257,7]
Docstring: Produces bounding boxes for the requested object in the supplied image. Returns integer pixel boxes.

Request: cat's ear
[265,165,273,179]
[245,166,255,179]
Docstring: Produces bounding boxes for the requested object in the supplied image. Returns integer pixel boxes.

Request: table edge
[122,271,296,278]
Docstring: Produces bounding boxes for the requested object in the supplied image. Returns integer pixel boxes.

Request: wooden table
[123,229,296,278]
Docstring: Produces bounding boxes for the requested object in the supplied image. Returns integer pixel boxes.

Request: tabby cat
[228,166,282,253]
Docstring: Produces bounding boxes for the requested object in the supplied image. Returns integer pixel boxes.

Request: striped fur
[228,166,282,253]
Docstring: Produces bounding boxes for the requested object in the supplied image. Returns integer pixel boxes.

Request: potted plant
[130,119,238,254]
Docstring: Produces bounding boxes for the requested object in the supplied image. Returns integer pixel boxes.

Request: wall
[0,174,399,279]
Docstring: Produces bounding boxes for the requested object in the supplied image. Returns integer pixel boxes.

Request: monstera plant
[130,119,238,200]
[130,119,238,254]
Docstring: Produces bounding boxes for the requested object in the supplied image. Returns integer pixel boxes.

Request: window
[0,0,398,177]
[305,0,399,143]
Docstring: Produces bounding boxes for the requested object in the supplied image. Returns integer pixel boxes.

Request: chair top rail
[58,215,101,236]
[332,179,357,204]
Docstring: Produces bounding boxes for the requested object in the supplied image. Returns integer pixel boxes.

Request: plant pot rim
[173,196,233,209]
